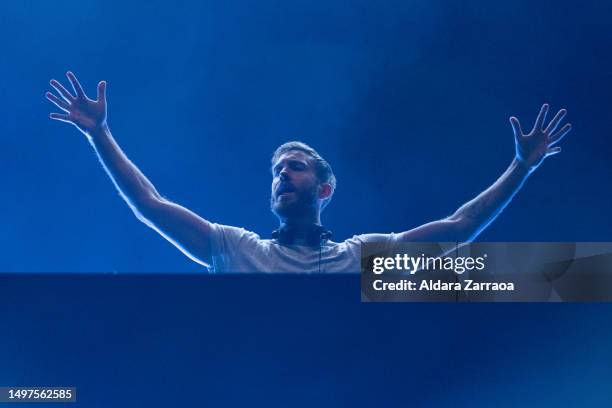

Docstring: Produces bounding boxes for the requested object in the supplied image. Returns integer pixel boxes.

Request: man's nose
[279,168,290,181]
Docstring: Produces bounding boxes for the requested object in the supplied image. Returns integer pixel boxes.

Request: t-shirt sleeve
[348,233,399,244]
[342,232,399,264]
[208,223,263,273]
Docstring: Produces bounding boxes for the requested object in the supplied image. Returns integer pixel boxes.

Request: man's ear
[318,183,333,200]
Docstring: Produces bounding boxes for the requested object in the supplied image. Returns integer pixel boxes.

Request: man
[46,72,572,273]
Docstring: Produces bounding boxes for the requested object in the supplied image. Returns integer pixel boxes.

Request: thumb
[97,80,107,103]
[509,116,523,138]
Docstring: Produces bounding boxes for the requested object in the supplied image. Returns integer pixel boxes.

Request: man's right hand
[45,71,215,268]
[46,71,107,136]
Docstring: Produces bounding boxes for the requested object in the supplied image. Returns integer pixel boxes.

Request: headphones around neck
[271,224,332,247]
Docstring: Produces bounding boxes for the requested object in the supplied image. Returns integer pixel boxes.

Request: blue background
[2,0,611,406]
[2,0,610,272]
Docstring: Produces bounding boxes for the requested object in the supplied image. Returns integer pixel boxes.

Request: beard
[270,185,318,220]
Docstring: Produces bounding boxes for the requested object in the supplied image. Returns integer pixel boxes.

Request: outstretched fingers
[544,109,567,135]
[49,112,71,123]
[45,92,70,112]
[546,146,562,157]
[66,71,85,98]
[549,123,572,145]
[50,79,75,102]
[533,103,549,132]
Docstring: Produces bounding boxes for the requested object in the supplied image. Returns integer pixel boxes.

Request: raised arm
[46,72,214,267]
[397,104,572,243]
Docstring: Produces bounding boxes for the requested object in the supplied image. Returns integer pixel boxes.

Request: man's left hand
[510,104,572,172]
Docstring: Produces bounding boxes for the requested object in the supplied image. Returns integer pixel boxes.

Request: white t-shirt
[208,223,397,273]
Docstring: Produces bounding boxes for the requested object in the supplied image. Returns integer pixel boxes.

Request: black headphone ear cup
[310,225,332,246]
[272,225,295,245]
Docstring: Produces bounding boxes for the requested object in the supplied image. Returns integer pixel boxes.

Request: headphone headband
[271,224,332,246]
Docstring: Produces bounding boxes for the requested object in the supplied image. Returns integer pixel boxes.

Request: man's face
[270,151,320,220]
